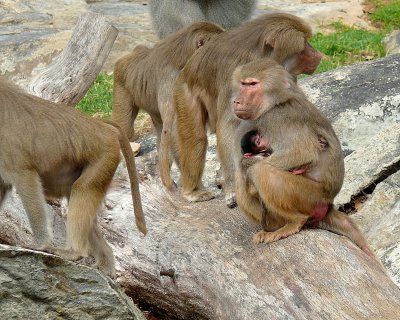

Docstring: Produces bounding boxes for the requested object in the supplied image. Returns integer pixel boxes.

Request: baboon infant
[0,78,147,278]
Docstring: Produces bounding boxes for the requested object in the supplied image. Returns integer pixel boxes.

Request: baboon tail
[318,206,372,256]
[104,119,147,235]
[318,207,386,273]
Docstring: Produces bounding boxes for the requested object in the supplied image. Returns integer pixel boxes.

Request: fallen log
[112,172,400,319]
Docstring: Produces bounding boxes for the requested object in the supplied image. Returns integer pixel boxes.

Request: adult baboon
[231,58,376,263]
[112,21,224,190]
[0,78,147,278]
[173,13,322,206]
[149,0,256,39]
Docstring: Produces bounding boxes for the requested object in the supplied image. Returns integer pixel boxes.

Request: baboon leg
[235,170,264,223]
[216,117,238,208]
[247,163,327,243]
[0,176,12,208]
[64,146,119,276]
[249,162,327,217]
[13,170,52,249]
[89,223,115,278]
[175,91,214,202]
[152,117,163,151]
[159,114,177,191]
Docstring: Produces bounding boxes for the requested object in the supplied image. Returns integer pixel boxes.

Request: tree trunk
[27,11,118,107]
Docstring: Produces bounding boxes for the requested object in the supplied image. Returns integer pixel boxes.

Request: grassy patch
[367,0,400,29]
[76,73,113,117]
[76,73,153,137]
[310,21,385,73]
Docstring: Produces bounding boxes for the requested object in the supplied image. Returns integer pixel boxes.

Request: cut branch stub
[27,11,118,107]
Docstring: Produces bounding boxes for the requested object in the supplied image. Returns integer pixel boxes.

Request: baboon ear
[266,38,276,48]
[283,78,291,89]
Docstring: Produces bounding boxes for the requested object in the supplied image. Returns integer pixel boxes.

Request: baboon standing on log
[173,13,322,206]
[0,78,147,278]
[112,21,224,190]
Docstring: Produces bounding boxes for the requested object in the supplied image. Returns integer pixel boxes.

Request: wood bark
[27,11,118,107]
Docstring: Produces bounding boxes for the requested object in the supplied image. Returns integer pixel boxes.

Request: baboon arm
[253,151,315,173]
[259,132,319,171]
[241,155,263,168]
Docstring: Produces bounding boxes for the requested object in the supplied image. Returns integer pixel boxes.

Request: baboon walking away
[112,21,224,190]
[0,78,147,278]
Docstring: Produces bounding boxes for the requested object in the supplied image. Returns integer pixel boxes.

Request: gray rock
[0,0,87,80]
[334,123,400,206]
[0,0,156,80]
[300,54,400,153]
[352,170,400,286]
[384,29,400,56]
[0,245,146,320]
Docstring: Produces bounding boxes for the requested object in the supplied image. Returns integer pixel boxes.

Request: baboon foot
[253,227,301,244]
[183,190,215,202]
[225,192,237,208]
[54,248,84,261]
[95,259,116,279]
[163,178,178,192]
[253,231,281,244]
[27,238,53,253]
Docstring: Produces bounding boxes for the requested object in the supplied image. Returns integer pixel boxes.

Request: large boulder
[384,30,400,56]
[0,245,146,319]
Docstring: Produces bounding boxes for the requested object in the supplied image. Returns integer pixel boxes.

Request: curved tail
[318,207,386,273]
[104,119,147,235]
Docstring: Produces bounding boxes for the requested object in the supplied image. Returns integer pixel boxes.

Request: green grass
[76,73,113,117]
[368,0,400,29]
[310,21,385,73]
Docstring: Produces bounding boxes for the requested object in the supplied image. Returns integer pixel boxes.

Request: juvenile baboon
[0,78,147,278]
[173,12,322,206]
[112,21,224,190]
[231,58,376,260]
[149,0,256,39]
